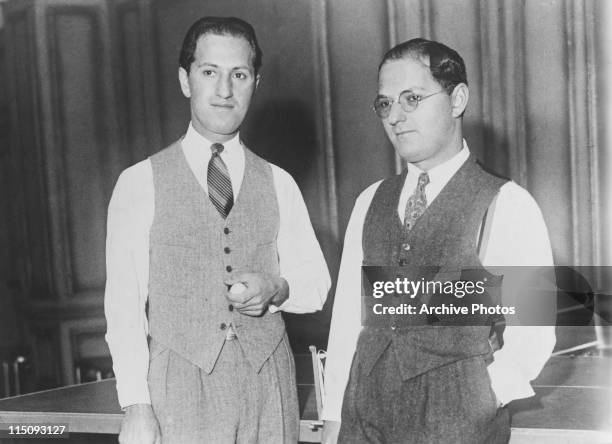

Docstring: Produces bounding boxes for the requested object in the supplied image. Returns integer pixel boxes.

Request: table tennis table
[0,356,609,443]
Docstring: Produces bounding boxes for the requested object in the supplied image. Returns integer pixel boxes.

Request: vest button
[226,265,233,272]
[220,323,227,330]
[224,227,230,234]
[228,304,234,312]
[224,247,231,254]
[402,243,411,251]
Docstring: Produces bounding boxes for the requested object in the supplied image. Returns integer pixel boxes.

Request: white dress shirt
[321,142,556,422]
[105,123,331,408]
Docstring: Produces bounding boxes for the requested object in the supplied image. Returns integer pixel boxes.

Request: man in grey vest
[104,17,330,444]
[321,39,555,443]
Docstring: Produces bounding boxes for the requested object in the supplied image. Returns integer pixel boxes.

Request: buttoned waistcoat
[359,155,508,379]
[148,142,285,374]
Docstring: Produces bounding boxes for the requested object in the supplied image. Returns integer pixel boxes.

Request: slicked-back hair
[179,16,262,75]
[379,38,467,94]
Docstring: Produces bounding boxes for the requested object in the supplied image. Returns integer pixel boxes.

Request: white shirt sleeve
[269,165,331,313]
[104,161,154,409]
[320,181,381,422]
[482,181,556,406]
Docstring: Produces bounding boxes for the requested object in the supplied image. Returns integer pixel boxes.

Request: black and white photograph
[0,0,610,443]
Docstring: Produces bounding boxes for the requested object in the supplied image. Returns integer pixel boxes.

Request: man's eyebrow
[195,62,252,71]
[195,62,219,68]
[401,87,426,93]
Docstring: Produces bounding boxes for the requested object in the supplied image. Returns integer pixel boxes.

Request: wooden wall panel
[6,6,55,300]
[27,323,62,389]
[114,1,148,165]
[35,1,120,300]
[112,0,162,166]
[47,7,108,294]
[0,27,23,348]
[60,318,108,385]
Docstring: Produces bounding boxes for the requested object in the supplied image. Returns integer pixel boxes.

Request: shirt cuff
[116,378,151,409]
[487,359,535,406]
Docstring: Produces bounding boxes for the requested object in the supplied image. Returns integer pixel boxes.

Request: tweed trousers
[148,334,299,444]
[339,341,511,444]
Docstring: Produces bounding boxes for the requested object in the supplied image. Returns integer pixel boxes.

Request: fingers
[231,296,266,315]
[236,303,267,316]
[224,272,254,287]
[225,274,261,304]
[224,273,273,316]
[119,404,160,444]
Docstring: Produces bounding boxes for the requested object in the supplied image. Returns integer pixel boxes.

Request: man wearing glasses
[321,38,555,443]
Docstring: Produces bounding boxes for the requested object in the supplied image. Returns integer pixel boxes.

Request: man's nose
[216,74,233,99]
[386,101,407,125]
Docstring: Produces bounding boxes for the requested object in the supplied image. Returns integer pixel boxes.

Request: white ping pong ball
[230,283,247,294]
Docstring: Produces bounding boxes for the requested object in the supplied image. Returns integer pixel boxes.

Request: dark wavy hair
[179,16,262,75]
[379,38,467,94]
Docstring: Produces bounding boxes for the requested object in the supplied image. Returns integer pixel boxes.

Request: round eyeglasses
[373,90,446,118]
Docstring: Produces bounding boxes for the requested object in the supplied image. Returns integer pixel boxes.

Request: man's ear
[450,83,469,118]
[254,73,261,91]
[178,67,191,98]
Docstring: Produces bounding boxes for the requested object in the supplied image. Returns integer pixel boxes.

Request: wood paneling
[0,27,23,348]
[47,6,108,294]
[6,5,55,301]
[60,318,107,385]
[112,0,161,166]
[27,323,62,389]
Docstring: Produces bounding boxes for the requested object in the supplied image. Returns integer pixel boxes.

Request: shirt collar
[406,139,470,186]
[182,122,243,162]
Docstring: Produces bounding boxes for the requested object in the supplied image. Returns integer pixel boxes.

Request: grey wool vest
[147,142,285,374]
[358,155,508,380]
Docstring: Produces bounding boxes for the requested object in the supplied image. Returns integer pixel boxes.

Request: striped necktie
[207,143,234,218]
[404,172,430,232]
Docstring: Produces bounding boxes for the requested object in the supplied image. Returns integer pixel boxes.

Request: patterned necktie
[404,172,430,232]
[207,143,234,218]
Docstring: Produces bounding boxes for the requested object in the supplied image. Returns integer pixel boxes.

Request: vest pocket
[249,240,279,273]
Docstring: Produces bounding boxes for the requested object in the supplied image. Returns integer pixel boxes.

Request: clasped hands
[225,272,289,316]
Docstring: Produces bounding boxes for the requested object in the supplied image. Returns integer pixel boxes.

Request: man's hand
[225,273,289,316]
[322,420,341,444]
[119,404,161,444]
